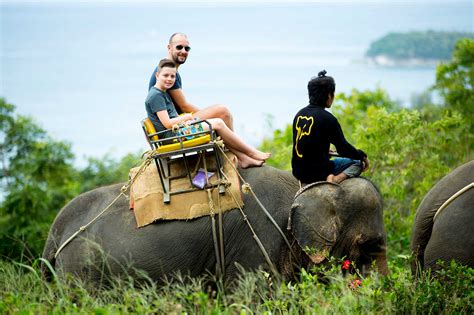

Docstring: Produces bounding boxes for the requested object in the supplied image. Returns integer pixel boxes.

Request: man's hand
[362,157,370,172]
[182,113,194,125]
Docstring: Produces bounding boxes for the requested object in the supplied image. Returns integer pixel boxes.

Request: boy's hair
[308,70,336,106]
[157,58,176,73]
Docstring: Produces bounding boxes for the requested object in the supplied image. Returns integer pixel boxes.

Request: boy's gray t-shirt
[145,87,178,138]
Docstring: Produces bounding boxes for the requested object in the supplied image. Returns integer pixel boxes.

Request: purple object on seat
[192,169,214,189]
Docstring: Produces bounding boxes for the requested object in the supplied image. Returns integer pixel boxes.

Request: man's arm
[168,89,200,114]
[148,67,158,90]
[330,118,366,160]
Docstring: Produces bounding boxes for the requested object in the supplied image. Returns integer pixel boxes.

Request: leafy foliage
[1,258,472,313]
[432,38,474,127]
[366,31,474,60]
[260,124,293,171]
[0,98,79,260]
[77,152,142,194]
[0,99,141,260]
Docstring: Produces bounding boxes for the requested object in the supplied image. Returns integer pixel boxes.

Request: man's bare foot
[238,155,265,168]
[250,150,271,161]
[327,173,348,184]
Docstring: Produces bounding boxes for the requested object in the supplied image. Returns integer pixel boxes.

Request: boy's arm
[157,110,194,129]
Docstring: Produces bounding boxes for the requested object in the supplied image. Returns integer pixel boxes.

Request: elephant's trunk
[375,252,389,275]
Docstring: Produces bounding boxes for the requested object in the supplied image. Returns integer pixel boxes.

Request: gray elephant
[411,160,474,275]
[42,166,388,283]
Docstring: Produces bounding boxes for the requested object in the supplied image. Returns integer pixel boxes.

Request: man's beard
[173,55,187,65]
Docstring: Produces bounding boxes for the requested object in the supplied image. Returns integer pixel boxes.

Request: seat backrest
[141,118,159,146]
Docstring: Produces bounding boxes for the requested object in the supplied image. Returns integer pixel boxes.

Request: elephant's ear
[291,183,343,264]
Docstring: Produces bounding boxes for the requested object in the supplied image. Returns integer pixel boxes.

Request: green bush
[0,98,142,261]
[0,99,79,260]
[1,258,472,313]
[433,38,474,128]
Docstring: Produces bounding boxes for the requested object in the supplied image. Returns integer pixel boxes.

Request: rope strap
[207,189,223,278]
[54,151,155,259]
[433,182,473,222]
[213,143,298,262]
[224,182,278,275]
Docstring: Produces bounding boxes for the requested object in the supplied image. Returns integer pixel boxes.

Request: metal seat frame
[141,119,226,203]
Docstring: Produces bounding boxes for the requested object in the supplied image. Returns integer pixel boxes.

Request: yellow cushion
[143,118,159,141]
[156,134,212,154]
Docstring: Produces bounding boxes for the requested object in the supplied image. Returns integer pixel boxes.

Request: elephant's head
[290,179,388,275]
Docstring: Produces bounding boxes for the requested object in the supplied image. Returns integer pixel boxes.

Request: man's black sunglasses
[176,45,191,52]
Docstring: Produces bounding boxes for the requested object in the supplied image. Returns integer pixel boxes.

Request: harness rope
[207,189,223,278]
[222,177,278,275]
[213,140,298,261]
[54,152,155,259]
[217,189,226,276]
[433,182,473,222]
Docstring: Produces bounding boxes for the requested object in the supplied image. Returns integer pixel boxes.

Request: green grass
[1,257,472,314]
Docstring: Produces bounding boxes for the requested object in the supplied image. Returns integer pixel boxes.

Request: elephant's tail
[40,233,58,282]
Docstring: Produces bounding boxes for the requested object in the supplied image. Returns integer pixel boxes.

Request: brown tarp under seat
[129,151,243,227]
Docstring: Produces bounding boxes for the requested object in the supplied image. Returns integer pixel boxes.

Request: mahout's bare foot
[327,173,348,184]
[326,174,335,183]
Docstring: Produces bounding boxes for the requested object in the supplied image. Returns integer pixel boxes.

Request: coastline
[365,55,441,67]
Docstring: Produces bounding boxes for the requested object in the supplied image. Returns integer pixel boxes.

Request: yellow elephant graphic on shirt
[294,116,314,158]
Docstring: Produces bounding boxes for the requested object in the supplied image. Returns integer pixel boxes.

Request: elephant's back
[240,165,299,218]
[416,161,473,216]
[411,161,474,271]
[424,186,474,269]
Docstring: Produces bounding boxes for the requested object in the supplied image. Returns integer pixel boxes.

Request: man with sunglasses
[148,33,234,130]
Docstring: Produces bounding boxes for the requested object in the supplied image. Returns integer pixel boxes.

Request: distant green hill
[366,31,473,63]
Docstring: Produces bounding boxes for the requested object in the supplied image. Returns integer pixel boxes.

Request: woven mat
[129,151,243,227]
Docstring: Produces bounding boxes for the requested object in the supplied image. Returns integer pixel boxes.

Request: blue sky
[3,0,470,4]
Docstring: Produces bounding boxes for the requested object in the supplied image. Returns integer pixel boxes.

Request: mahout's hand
[362,157,370,172]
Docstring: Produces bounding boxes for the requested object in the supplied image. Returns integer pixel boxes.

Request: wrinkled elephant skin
[411,161,474,274]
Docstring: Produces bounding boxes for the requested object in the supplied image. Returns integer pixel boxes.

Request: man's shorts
[332,157,363,178]
[176,122,205,140]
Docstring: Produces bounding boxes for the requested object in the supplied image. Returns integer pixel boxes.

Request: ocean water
[1,1,472,165]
